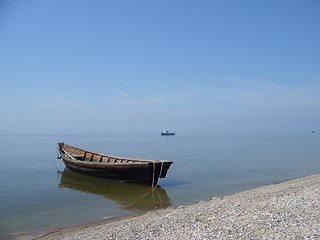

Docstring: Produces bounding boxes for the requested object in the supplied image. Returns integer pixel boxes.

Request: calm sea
[0,132,319,237]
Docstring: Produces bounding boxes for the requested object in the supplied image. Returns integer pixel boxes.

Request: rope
[122,189,153,209]
[49,158,61,172]
[159,161,164,180]
[151,161,164,191]
[154,189,163,206]
[151,162,156,189]
[57,146,61,159]
[121,160,165,211]
[106,161,165,214]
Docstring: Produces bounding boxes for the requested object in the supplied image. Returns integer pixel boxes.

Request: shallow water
[0,132,319,237]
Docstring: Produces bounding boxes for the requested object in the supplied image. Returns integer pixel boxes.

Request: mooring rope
[151,161,156,189]
[151,160,164,191]
[49,158,61,172]
[57,145,62,159]
[121,160,165,211]
[122,190,153,209]
[159,161,164,180]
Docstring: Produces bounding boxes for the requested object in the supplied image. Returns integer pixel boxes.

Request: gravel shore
[16,173,320,239]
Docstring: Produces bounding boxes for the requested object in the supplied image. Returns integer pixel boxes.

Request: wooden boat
[57,142,173,187]
[161,131,175,136]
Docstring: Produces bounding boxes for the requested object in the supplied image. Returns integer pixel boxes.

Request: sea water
[0,132,319,237]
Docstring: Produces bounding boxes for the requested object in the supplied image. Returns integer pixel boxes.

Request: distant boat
[161,131,176,136]
[57,143,173,187]
[312,130,316,133]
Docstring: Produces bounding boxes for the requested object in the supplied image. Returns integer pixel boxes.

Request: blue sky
[0,0,319,135]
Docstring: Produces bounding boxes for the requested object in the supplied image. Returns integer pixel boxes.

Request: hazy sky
[1,0,319,135]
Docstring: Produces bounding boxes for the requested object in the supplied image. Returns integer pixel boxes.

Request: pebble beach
[15,173,320,240]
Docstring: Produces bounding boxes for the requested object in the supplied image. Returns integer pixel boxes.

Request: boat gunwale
[58,143,173,166]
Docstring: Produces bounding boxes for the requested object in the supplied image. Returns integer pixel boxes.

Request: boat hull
[62,159,172,183]
[58,143,173,186]
[161,132,175,136]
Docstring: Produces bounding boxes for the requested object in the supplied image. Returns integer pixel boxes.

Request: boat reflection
[58,168,171,211]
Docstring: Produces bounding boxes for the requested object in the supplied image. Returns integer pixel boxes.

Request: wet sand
[13,173,320,239]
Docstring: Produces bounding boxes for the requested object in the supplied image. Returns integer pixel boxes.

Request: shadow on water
[58,168,172,211]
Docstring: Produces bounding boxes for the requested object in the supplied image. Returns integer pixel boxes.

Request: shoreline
[13,173,320,239]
